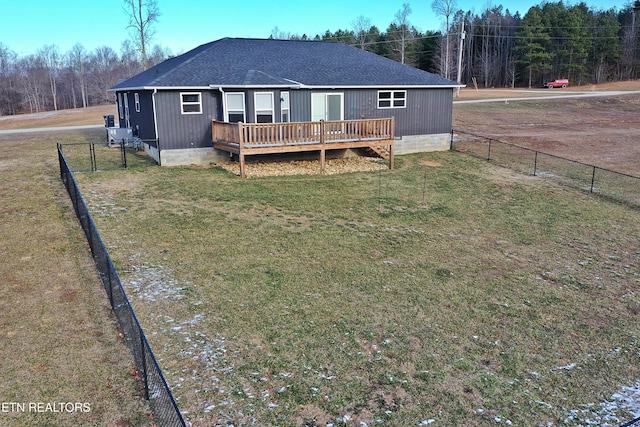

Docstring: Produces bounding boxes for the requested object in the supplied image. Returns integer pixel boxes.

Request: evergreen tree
[513,7,553,87]
[591,9,621,82]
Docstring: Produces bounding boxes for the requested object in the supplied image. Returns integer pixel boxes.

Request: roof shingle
[112,37,459,90]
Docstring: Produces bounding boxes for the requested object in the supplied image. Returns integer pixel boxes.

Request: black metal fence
[58,141,129,172]
[452,130,640,208]
[57,145,185,427]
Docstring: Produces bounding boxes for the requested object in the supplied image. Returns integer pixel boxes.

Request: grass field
[3,92,639,426]
[0,128,151,426]
[73,145,640,426]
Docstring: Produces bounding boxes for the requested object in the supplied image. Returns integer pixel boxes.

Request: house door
[311,93,343,122]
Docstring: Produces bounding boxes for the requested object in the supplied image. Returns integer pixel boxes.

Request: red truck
[546,78,569,88]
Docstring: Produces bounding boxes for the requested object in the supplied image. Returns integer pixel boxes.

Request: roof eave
[111,83,465,92]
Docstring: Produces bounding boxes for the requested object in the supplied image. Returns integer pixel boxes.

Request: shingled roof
[112,37,459,90]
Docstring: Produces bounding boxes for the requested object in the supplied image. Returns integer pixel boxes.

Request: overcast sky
[1,0,629,56]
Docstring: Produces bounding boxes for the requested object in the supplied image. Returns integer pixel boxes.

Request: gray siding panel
[347,88,452,136]
[288,88,452,136]
[290,90,310,123]
[130,91,156,141]
[155,90,221,150]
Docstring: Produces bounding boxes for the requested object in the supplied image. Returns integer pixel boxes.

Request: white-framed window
[123,93,130,128]
[134,93,140,112]
[225,92,245,122]
[255,92,274,123]
[117,93,124,120]
[377,90,406,109]
[180,92,202,114]
[280,91,290,123]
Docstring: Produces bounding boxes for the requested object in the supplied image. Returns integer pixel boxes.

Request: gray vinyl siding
[290,90,310,123]
[154,90,221,150]
[288,88,452,136]
[129,91,156,141]
[346,88,453,136]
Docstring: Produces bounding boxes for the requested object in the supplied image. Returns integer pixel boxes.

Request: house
[110,37,461,169]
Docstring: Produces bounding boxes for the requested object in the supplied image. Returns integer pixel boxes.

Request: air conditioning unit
[106,127,133,147]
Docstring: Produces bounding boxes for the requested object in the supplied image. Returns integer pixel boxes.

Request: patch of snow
[554,362,577,370]
[563,382,640,426]
[125,264,187,302]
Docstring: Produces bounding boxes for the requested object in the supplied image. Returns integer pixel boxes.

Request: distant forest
[1,1,638,116]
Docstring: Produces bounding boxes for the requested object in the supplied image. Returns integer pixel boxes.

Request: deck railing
[212,118,394,148]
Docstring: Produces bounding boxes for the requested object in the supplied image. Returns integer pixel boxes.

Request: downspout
[152,89,161,165]
[218,86,225,121]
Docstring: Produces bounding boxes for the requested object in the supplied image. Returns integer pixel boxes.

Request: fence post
[140,333,149,400]
[590,166,596,193]
[534,151,538,176]
[487,139,492,161]
[90,142,97,172]
[107,264,114,309]
[320,120,326,174]
[121,140,128,169]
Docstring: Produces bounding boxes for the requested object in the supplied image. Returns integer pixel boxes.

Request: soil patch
[453,82,640,176]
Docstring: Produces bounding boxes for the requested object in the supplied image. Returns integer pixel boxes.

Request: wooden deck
[212,118,395,178]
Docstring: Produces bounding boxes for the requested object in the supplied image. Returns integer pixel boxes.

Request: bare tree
[393,3,413,64]
[431,0,458,78]
[69,44,88,108]
[123,0,160,69]
[270,26,292,40]
[351,15,372,49]
[90,46,120,104]
[0,43,20,115]
[40,45,60,111]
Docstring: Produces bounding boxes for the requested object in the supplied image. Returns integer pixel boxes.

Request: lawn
[0,129,151,427]
[75,148,640,426]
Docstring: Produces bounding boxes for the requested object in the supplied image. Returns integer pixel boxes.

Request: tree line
[313,1,639,89]
[0,41,171,116]
[1,1,638,116]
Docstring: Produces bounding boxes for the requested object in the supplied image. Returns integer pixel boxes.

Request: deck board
[212,118,394,178]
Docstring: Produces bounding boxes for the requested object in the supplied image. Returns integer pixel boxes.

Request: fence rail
[58,141,129,172]
[451,130,640,208]
[57,144,185,427]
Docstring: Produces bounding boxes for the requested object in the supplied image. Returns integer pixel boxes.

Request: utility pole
[456,20,465,96]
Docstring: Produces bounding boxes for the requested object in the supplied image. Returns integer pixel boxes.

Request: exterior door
[311,93,343,122]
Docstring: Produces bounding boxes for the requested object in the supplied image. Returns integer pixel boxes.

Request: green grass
[76,150,640,426]
[0,129,152,427]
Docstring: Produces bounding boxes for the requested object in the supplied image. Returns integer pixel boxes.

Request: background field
[453,81,640,176]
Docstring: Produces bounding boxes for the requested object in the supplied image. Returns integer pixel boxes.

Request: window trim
[117,93,124,121]
[280,91,290,123]
[134,93,140,113]
[180,92,202,115]
[254,92,274,123]
[311,92,344,122]
[377,90,407,109]
[225,92,246,123]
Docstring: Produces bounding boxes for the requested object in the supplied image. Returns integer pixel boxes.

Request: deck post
[320,120,325,174]
[389,116,395,170]
[239,122,246,178]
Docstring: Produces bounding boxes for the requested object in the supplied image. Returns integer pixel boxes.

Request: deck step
[362,145,390,159]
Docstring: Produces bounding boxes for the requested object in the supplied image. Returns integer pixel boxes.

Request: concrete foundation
[394,133,451,154]
[152,133,452,167]
[157,147,227,167]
